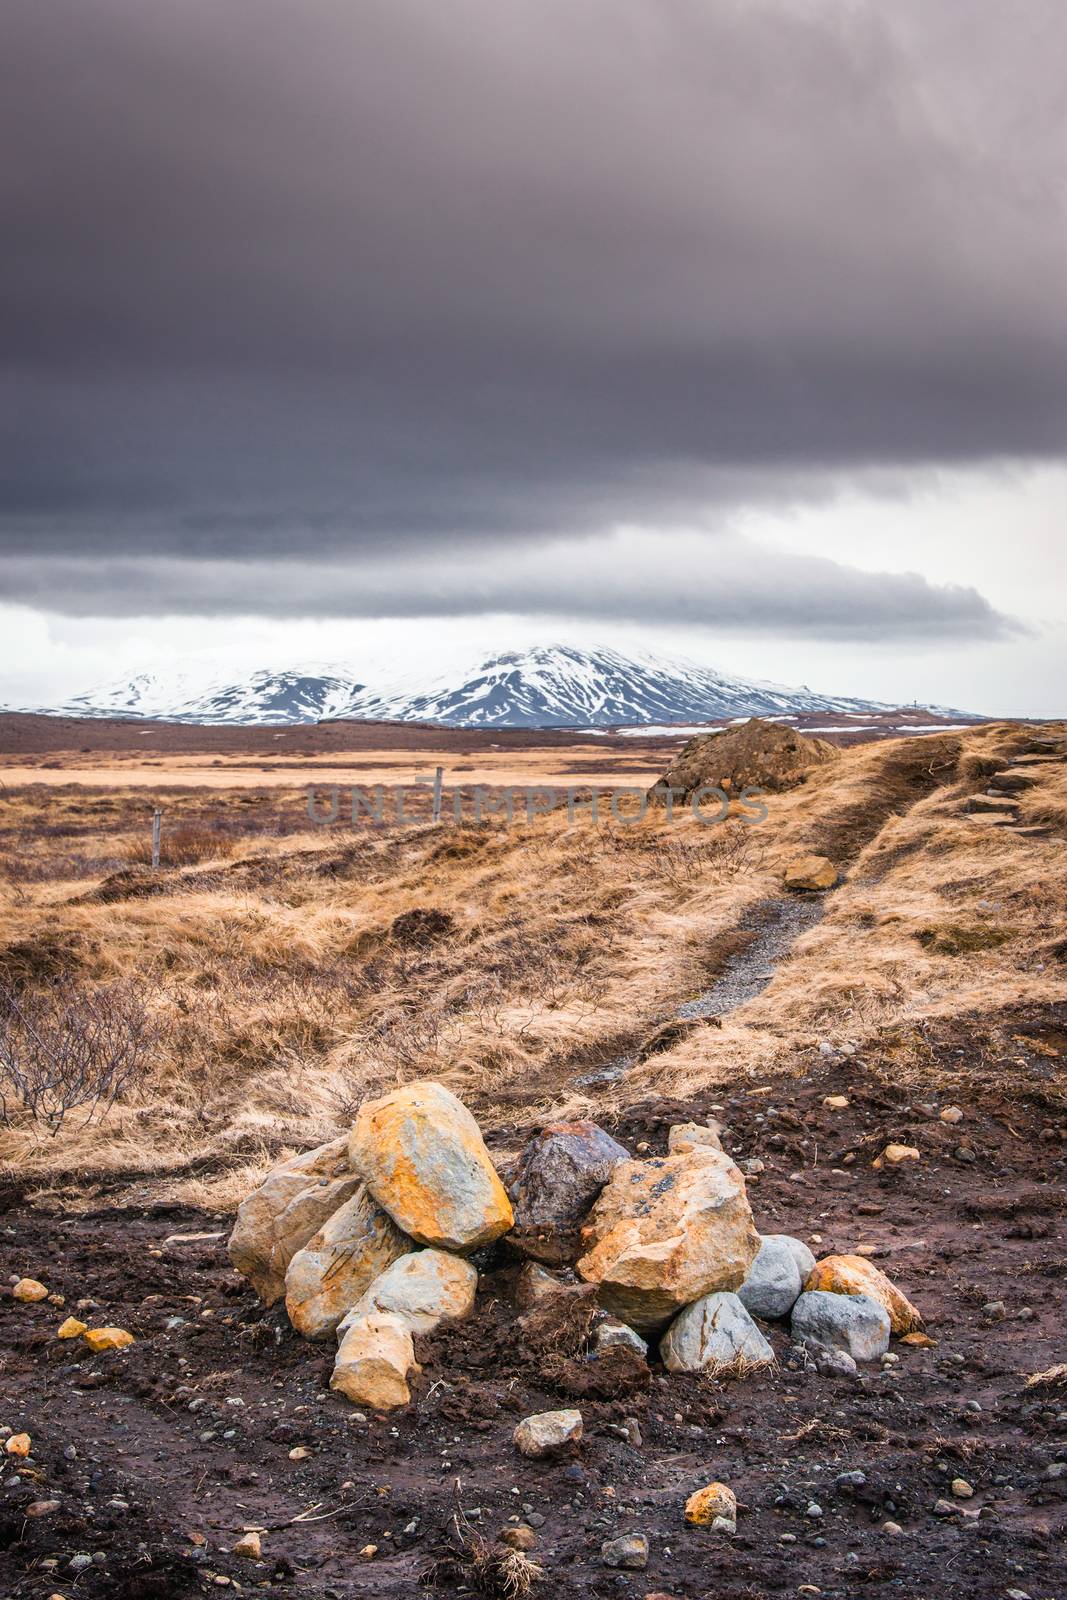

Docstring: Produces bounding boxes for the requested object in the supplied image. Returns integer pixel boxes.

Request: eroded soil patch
[2,1024,1065,1599]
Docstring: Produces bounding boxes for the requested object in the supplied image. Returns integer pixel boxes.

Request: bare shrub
[124,823,236,867]
[0,980,157,1134]
[650,826,764,888]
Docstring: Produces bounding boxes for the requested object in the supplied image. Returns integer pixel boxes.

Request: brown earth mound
[648,716,837,803]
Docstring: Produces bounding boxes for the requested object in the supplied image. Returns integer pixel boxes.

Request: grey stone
[791,1290,890,1362]
[660,1290,775,1374]
[593,1319,648,1358]
[509,1122,629,1264]
[335,1248,477,1342]
[513,1409,583,1458]
[738,1234,815,1320]
[600,1533,648,1570]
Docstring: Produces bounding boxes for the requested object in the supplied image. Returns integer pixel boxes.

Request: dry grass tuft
[423,1505,543,1596]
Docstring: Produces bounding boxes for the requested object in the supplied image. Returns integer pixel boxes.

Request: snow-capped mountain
[352,646,902,726]
[16,644,970,727]
[40,668,370,726]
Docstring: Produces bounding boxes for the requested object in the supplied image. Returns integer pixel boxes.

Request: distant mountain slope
[350,645,900,726]
[16,644,972,727]
[42,669,370,726]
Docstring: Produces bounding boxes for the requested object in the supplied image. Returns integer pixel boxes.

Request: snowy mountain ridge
[12,644,971,727]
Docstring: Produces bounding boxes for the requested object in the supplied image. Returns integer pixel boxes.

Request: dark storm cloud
[1,0,1064,621]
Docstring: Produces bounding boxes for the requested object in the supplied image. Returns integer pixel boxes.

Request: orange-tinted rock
[228,1136,363,1304]
[83,1327,135,1351]
[783,855,838,891]
[684,1481,737,1531]
[577,1148,759,1334]
[804,1254,923,1335]
[285,1186,409,1340]
[872,1143,920,1170]
[56,1316,87,1339]
[12,1278,48,1303]
[349,1081,512,1253]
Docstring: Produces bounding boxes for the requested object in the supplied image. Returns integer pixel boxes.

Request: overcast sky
[2,0,1065,713]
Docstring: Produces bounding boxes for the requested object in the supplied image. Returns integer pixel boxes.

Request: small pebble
[600,1533,648,1570]
[836,1470,867,1491]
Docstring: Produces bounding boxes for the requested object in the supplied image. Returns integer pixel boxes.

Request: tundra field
[0,714,1065,1600]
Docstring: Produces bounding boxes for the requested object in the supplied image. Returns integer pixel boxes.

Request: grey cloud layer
[2,0,1064,623]
[0,538,1018,641]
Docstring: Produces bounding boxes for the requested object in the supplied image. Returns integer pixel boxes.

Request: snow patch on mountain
[13,644,973,727]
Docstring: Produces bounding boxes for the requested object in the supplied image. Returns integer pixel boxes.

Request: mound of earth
[648,716,837,803]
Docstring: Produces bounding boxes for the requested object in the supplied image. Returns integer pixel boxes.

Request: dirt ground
[3,1007,1064,1600]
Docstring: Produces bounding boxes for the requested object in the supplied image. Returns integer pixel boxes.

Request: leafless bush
[0,980,157,1135]
[123,822,237,867]
[651,826,764,888]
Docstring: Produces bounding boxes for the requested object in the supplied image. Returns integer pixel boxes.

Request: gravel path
[677,894,825,1019]
[577,895,825,1085]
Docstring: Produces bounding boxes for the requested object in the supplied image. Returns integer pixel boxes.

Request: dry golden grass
[0,720,1064,1206]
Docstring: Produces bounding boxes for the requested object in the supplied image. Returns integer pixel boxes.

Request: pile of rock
[647,717,837,806]
[228,1079,922,1409]
[229,1081,509,1407]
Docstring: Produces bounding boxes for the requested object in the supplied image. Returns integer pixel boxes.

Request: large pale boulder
[791,1290,891,1362]
[335,1248,477,1342]
[804,1254,923,1335]
[577,1148,759,1334]
[738,1234,816,1321]
[508,1121,629,1264]
[331,1312,420,1409]
[285,1187,409,1339]
[660,1291,774,1374]
[228,1137,362,1304]
[349,1081,513,1252]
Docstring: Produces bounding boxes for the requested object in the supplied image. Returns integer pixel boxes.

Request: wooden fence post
[151,810,162,870]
